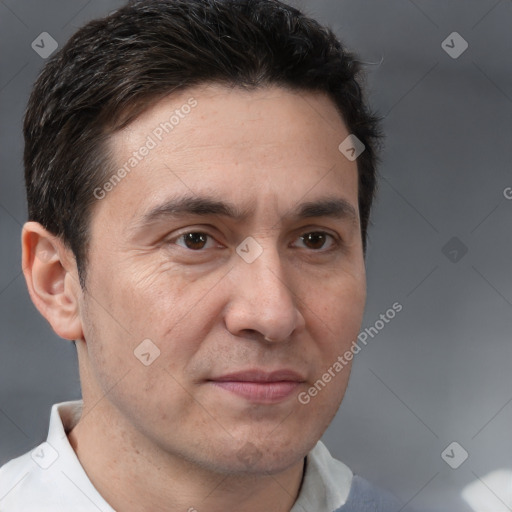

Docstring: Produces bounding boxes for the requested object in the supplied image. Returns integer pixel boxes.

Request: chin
[189,438,308,476]
[230,436,312,475]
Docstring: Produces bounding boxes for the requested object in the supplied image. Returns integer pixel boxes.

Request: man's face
[79,84,366,474]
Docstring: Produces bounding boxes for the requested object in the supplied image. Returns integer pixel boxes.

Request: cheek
[307,271,366,347]
[90,252,206,335]
[85,260,224,386]
[335,282,366,332]
[301,277,364,423]
[81,280,207,434]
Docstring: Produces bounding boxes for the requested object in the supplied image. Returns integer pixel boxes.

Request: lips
[208,369,306,403]
[211,369,306,383]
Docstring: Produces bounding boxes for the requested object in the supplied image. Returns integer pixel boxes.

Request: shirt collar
[48,400,115,511]
[291,439,353,511]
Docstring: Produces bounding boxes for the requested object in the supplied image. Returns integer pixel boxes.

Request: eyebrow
[133,194,358,231]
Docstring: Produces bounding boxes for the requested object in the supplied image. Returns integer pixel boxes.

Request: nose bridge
[240,239,291,304]
[227,236,304,341]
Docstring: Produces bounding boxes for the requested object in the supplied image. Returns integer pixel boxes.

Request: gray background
[1,1,511,511]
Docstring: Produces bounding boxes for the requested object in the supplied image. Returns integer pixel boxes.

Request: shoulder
[334,474,405,512]
[0,400,113,512]
[0,448,53,511]
[297,440,405,512]
[0,444,113,512]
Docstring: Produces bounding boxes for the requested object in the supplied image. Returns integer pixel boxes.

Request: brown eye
[176,232,213,250]
[297,232,336,251]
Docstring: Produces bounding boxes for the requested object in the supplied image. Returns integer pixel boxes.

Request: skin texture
[22,84,367,512]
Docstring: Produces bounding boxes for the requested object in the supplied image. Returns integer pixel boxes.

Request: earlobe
[21,221,84,341]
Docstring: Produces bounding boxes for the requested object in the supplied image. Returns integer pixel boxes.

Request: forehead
[94,83,359,231]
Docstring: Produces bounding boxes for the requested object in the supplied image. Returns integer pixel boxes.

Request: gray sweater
[335,475,404,512]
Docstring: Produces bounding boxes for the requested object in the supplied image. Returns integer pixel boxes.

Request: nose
[223,242,306,343]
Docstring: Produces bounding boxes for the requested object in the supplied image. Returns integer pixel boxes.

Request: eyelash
[169,230,340,253]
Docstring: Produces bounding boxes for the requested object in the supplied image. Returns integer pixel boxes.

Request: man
[0,0,403,510]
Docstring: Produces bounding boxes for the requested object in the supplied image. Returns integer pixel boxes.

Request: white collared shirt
[0,400,353,511]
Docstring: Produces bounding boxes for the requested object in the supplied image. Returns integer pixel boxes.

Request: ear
[21,221,84,341]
